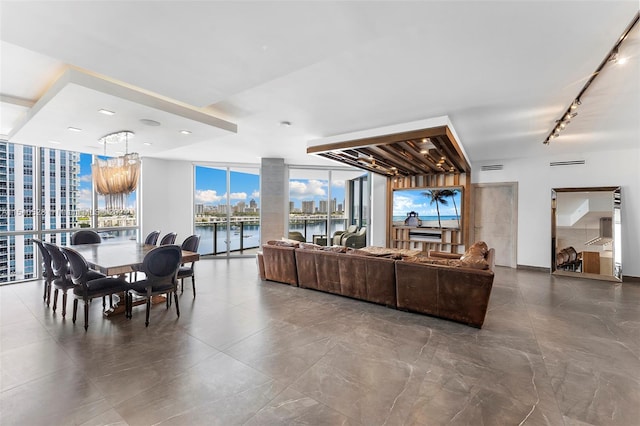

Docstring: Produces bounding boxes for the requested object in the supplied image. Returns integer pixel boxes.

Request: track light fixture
[543,12,638,145]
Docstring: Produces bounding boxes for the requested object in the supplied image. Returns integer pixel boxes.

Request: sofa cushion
[346,248,376,256]
[460,241,490,270]
[323,245,348,253]
[299,242,323,250]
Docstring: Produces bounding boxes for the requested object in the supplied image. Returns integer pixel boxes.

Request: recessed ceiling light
[48,140,61,145]
[280,121,292,127]
[420,149,428,154]
[140,118,161,126]
[67,127,82,132]
[98,109,115,116]
[179,130,191,135]
[143,142,152,146]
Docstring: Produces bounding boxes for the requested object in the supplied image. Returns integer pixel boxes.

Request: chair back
[346,225,358,234]
[42,242,69,278]
[159,232,177,245]
[59,247,90,286]
[181,234,201,253]
[144,230,161,245]
[356,227,367,236]
[32,238,54,278]
[142,245,182,284]
[71,230,102,245]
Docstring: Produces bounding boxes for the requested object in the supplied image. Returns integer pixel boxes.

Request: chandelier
[92,130,140,210]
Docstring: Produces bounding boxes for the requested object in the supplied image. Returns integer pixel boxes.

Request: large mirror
[551,187,622,282]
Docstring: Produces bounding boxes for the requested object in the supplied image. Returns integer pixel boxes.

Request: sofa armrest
[428,251,462,260]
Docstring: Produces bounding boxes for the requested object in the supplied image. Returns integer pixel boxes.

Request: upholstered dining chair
[32,238,54,305]
[159,232,177,245]
[177,234,200,295]
[126,245,182,327]
[60,247,128,331]
[144,230,161,245]
[70,230,102,245]
[42,242,75,316]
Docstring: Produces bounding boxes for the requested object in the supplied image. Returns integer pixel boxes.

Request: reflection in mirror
[551,187,622,282]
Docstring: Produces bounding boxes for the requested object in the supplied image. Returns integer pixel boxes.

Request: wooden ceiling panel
[308,125,470,177]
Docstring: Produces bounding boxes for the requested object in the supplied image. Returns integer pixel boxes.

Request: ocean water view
[392,215,461,228]
[195,219,348,255]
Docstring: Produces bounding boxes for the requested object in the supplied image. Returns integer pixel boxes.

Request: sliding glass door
[194,164,260,257]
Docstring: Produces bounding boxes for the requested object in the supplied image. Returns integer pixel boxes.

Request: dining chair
[42,242,78,317]
[159,232,177,245]
[126,245,182,327]
[60,247,128,331]
[144,230,161,245]
[177,234,200,295]
[32,238,54,305]
[70,230,102,245]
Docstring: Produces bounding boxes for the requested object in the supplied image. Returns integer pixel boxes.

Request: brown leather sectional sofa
[257,242,495,328]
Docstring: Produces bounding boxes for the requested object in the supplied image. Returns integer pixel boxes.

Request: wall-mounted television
[392,186,463,229]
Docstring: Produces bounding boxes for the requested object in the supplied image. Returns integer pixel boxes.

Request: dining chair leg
[62,291,68,317]
[180,278,184,293]
[192,276,196,296]
[52,289,59,312]
[174,291,180,317]
[145,298,151,327]
[84,301,89,331]
[46,283,52,306]
[72,299,78,323]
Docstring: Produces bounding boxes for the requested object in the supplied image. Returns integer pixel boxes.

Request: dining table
[69,241,200,316]
[70,241,200,276]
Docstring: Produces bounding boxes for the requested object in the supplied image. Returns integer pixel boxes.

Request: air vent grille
[481,164,503,171]
[550,160,585,167]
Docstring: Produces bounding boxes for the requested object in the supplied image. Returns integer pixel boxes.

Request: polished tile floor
[1,259,639,425]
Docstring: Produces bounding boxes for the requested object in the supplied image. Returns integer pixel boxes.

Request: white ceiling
[1,1,638,167]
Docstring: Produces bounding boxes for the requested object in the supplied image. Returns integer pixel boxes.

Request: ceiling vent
[481,164,503,171]
[550,160,585,167]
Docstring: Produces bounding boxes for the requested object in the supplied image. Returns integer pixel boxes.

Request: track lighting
[543,12,638,145]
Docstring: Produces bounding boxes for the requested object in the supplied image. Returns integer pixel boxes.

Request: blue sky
[78,160,347,210]
[195,166,260,206]
[393,188,462,218]
[194,166,346,209]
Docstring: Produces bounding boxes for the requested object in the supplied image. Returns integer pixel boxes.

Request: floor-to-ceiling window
[0,141,140,284]
[288,167,369,245]
[194,164,260,257]
[349,174,369,228]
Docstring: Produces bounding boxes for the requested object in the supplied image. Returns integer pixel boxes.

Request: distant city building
[235,201,246,213]
[331,198,337,213]
[249,198,257,209]
[319,200,328,213]
[0,143,79,282]
[195,203,204,215]
[289,201,295,212]
[337,203,343,212]
[301,200,315,214]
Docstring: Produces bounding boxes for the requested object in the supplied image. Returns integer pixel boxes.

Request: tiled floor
[1,259,639,425]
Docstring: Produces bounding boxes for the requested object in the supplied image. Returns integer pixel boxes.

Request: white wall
[140,158,193,245]
[473,147,640,277]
